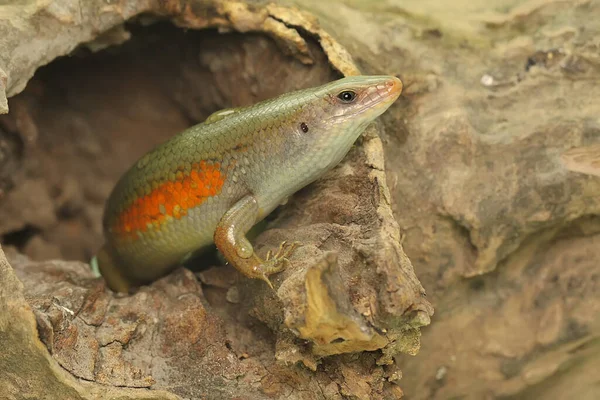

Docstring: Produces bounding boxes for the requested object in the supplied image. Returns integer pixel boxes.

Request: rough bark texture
[0,0,433,399]
[0,246,182,400]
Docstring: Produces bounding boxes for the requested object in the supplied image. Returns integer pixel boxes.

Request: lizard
[94,75,402,292]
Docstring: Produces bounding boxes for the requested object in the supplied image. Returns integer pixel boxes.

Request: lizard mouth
[355,77,403,115]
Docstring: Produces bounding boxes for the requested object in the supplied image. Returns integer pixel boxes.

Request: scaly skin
[96,75,402,292]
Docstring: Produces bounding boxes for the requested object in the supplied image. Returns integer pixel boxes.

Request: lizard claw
[258,273,274,290]
[273,240,300,260]
[253,241,302,289]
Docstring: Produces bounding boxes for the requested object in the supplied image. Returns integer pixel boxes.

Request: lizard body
[96,75,402,292]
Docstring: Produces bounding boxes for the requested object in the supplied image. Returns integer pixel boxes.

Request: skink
[95,75,402,292]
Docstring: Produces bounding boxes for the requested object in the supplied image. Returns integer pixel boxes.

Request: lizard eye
[337,90,357,103]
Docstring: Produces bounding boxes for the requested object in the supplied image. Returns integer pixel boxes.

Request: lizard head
[290,75,402,172]
[248,75,403,204]
[298,75,402,145]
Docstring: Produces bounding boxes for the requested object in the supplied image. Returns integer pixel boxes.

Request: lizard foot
[256,241,301,288]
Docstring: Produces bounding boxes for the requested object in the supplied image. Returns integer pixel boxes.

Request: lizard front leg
[214,194,298,288]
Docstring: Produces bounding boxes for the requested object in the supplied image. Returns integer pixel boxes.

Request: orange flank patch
[112,161,225,239]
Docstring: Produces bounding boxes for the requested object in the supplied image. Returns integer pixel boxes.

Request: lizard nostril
[386,77,403,95]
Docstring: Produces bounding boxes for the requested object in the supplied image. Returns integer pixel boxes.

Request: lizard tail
[89,254,101,277]
[94,245,133,293]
